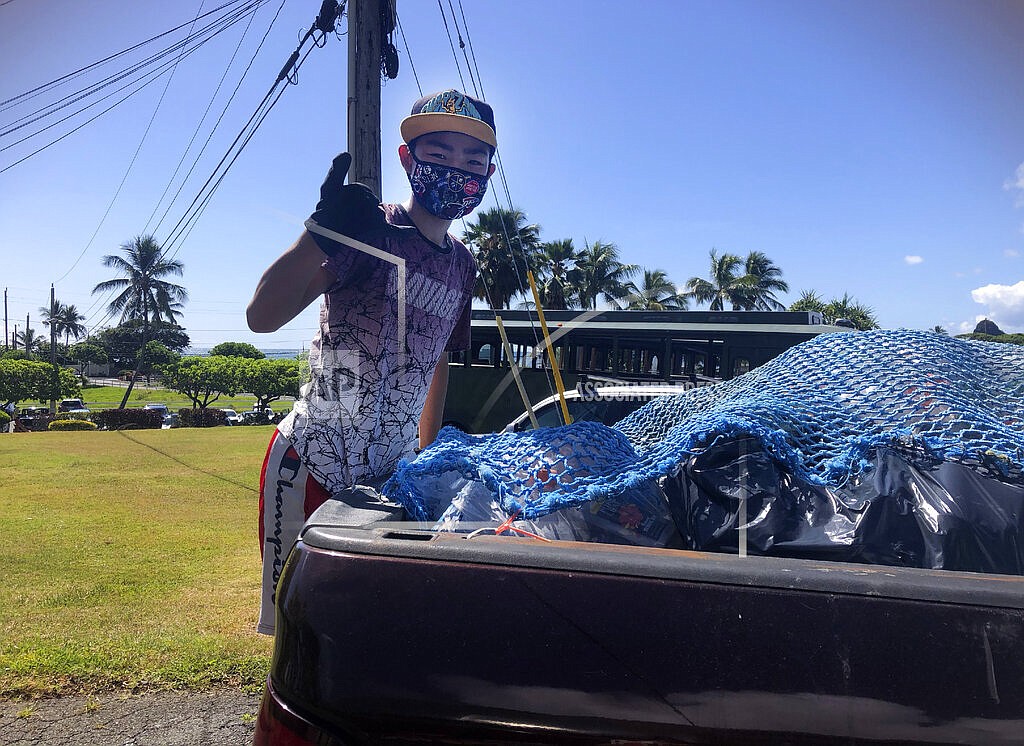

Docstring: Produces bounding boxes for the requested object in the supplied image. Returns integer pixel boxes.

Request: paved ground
[0,690,260,746]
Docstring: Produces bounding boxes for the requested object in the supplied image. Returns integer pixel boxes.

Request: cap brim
[401,112,497,149]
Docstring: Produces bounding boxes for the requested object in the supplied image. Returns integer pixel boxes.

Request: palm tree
[574,240,637,310]
[684,249,750,310]
[787,290,879,330]
[58,304,87,345]
[738,251,789,310]
[92,235,187,407]
[92,235,187,326]
[616,269,688,310]
[14,327,42,356]
[40,300,86,346]
[824,293,879,330]
[788,289,825,314]
[534,238,580,310]
[932,325,947,335]
[463,207,540,309]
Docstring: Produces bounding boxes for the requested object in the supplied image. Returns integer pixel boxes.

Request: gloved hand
[307,153,389,256]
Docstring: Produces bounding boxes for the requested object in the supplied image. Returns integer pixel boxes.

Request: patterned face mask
[407,153,489,220]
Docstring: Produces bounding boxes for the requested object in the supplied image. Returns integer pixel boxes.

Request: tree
[616,269,688,310]
[93,234,188,407]
[238,358,302,411]
[93,235,188,326]
[210,342,265,359]
[932,325,948,335]
[534,239,580,310]
[40,299,86,347]
[69,342,108,381]
[789,289,826,315]
[684,250,750,311]
[138,341,179,380]
[161,356,241,409]
[463,206,541,309]
[957,332,1024,345]
[14,327,43,357]
[787,290,879,330]
[0,359,79,404]
[737,251,789,311]
[93,320,190,375]
[822,294,879,330]
[575,240,637,310]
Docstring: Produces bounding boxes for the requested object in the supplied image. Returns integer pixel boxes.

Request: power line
[154,3,342,266]
[395,12,422,97]
[0,0,253,112]
[457,0,486,101]
[141,0,266,235]
[435,1,555,399]
[1,1,264,142]
[148,0,290,236]
[72,2,282,331]
[53,0,216,286]
[435,0,467,91]
[0,1,265,173]
[1,1,262,135]
[445,0,478,99]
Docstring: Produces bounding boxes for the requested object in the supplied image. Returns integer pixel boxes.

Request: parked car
[143,403,176,429]
[220,408,241,425]
[58,398,86,413]
[17,405,51,431]
[239,408,276,425]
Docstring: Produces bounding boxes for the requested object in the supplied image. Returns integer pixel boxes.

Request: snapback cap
[401,89,497,150]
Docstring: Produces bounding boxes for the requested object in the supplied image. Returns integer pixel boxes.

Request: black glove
[307,153,389,256]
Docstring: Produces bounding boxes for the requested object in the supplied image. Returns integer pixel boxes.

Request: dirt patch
[0,689,260,746]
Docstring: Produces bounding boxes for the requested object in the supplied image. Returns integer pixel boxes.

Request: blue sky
[2,0,1024,350]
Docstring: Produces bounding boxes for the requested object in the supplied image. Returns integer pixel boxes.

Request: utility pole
[3,287,8,350]
[347,0,385,198]
[49,284,58,414]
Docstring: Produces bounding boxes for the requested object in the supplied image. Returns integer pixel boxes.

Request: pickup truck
[254,475,1024,745]
[254,331,1024,744]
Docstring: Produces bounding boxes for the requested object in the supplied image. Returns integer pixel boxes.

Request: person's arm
[247,231,335,333]
[248,152,389,333]
[418,355,449,450]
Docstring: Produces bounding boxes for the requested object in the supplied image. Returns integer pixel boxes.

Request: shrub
[0,411,9,427]
[177,407,228,428]
[92,408,163,430]
[49,419,98,431]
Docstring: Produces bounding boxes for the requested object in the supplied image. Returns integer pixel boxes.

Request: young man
[248,89,496,634]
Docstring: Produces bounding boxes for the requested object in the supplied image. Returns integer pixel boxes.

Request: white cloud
[904,255,923,265]
[1007,163,1024,207]
[970,280,1024,331]
[1006,249,1021,259]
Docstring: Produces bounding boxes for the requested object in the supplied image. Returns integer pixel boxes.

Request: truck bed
[260,500,1024,745]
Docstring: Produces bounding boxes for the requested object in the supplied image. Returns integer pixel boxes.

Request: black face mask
[406,152,489,220]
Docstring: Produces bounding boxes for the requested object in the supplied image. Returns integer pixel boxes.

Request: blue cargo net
[385,330,1024,523]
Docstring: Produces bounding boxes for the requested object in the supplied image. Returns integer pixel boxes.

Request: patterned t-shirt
[277,204,476,496]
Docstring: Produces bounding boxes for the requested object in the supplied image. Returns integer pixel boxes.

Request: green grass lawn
[74,384,292,413]
[0,427,276,697]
